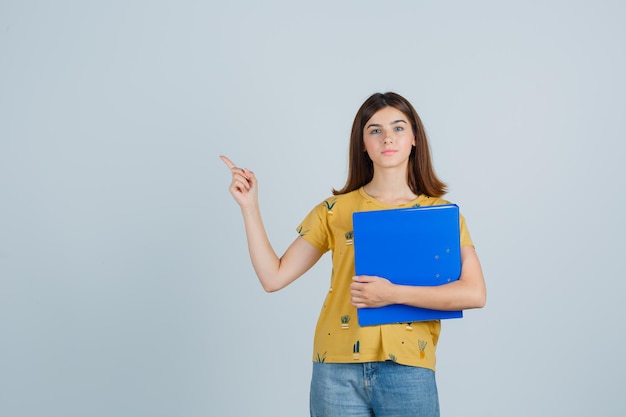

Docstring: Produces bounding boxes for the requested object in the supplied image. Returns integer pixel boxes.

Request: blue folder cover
[353,204,463,326]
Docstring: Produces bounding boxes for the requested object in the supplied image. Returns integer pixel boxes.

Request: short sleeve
[296,201,332,253]
[459,213,474,247]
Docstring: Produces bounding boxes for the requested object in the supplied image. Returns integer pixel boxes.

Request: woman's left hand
[350,276,395,308]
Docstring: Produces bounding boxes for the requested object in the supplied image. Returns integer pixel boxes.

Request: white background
[1,1,625,416]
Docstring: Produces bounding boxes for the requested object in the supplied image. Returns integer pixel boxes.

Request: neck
[363,167,417,205]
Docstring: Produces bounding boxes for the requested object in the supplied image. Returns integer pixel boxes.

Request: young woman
[221,92,486,417]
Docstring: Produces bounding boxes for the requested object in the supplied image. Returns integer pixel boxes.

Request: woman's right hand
[220,155,259,209]
[219,155,323,293]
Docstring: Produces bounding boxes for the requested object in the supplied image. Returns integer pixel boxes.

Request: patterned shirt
[297,187,473,371]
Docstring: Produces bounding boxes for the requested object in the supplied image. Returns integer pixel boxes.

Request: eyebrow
[366,120,407,129]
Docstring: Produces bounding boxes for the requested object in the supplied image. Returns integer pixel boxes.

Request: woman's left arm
[350,245,486,310]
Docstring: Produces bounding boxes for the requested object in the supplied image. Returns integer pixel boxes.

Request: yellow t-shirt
[297,187,473,371]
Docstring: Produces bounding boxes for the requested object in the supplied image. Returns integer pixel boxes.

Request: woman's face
[362,106,415,171]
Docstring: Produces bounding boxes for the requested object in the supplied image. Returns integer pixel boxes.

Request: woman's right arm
[220,156,323,292]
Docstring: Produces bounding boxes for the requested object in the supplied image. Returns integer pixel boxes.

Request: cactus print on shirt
[297,187,474,371]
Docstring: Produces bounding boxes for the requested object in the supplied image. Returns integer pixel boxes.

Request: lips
[382,150,397,156]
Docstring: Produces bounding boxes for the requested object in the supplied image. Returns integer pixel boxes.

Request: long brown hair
[333,92,447,198]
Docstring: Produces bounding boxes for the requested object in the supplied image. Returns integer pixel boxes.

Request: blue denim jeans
[310,361,439,417]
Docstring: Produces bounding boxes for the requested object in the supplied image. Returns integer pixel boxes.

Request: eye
[370,129,381,134]
[394,126,404,131]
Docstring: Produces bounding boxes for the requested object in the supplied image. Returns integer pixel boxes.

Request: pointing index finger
[219,155,236,169]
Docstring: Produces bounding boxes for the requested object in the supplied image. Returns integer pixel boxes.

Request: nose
[383,133,393,143]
